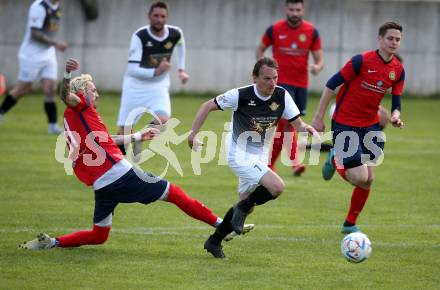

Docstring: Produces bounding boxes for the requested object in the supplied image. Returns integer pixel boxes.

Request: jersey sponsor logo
[279,35,288,39]
[291,42,298,49]
[248,100,256,106]
[269,102,279,111]
[389,71,396,80]
[164,41,173,49]
[367,69,377,73]
[251,117,277,133]
[360,80,386,94]
[299,33,307,42]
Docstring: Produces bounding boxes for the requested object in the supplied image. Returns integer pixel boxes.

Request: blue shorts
[279,84,307,115]
[332,121,385,169]
[93,168,169,223]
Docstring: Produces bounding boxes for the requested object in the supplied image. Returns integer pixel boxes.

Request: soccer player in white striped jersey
[116,1,189,155]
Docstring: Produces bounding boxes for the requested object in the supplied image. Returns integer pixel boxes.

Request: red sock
[287,125,300,168]
[57,225,111,248]
[269,119,286,170]
[345,186,371,224]
[335,159,348,181]
[166,183,218,227]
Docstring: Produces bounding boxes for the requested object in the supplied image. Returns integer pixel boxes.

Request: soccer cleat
[204,237,225,259]
[293,164,306,176]
[48,123,63,135]
[341,224,360,234]
[231,204,248,234]
[19,233,53,250]
[224,223,255,242]
[322,149,336,181]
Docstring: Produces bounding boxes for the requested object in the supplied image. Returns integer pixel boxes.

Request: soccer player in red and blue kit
[256,0,324,176]
[311,22,405,234]
[19,58,224,250]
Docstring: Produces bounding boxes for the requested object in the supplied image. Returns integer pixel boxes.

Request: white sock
[215,217,223,227]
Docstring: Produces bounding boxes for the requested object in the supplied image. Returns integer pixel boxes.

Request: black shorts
[279,84,308,116]
[332,121,385,169]
[93,167,169,223]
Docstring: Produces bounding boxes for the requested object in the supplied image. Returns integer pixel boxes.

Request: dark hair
[378,21,402,37]
[149,1,168,15]
[253,57,279,77]
[286,0,304,5]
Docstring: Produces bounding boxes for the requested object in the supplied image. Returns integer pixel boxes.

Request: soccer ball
[341,232,372,263]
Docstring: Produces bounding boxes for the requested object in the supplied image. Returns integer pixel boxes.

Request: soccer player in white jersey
[0,0,67,134]
[188,57,319,258]
[116,1,189,154]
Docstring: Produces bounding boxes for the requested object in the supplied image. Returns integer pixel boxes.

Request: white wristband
[64,71,72,79]
[132,132,142,142]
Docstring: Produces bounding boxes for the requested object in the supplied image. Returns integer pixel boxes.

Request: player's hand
[178,69,189,84]
[311,116,325,132]
[56,41,68,52]
[140,127,160,141]
[309,64,321,76]
[390,114,404,128]
[154,58,171,76]
[65,58,79,73]
[188,132,204,151]
[303,124,321,141]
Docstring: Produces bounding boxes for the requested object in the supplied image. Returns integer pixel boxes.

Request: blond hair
[70,74,93,94]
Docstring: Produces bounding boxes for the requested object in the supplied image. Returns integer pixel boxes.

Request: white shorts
[18,56,57,82]
[227,138,269,197]
[117,86,171,126]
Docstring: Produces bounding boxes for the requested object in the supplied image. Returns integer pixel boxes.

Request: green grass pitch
[0,93,439,289]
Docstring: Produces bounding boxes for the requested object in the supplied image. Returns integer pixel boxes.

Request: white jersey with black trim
[19,0,60,61]
[215,84,300,155]
[122,24,185,93]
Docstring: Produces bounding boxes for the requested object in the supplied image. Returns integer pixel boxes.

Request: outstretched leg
[165,183,221,227]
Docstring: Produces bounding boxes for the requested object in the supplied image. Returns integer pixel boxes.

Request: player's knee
[270,180,285,197]
[365,175,374,188]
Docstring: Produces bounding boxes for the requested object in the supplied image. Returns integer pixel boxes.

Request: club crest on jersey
[248,100,256,106]
[164,41,173,49]
[146,41,153,47]
[269,102,279,111]
[389,71,396,80]
[299,34,307,42]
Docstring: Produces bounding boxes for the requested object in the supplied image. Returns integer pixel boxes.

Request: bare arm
[290,117,319,138]
[60,59,81,107]
[311,87,334,132]
[310,49,324,76]
[31,28,67,51]
[256,43,268,59]
[188,99,219,150]
[111,128,160,145]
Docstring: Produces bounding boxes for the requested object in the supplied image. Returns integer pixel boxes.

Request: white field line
[3,225,440,249]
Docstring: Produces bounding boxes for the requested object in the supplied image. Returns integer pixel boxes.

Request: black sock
[343,221,355,227]
[210,207,234,245]
[237,185,275,212]
[44,102,57,123]
[0,94,17,114]
[118,144,126,155]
